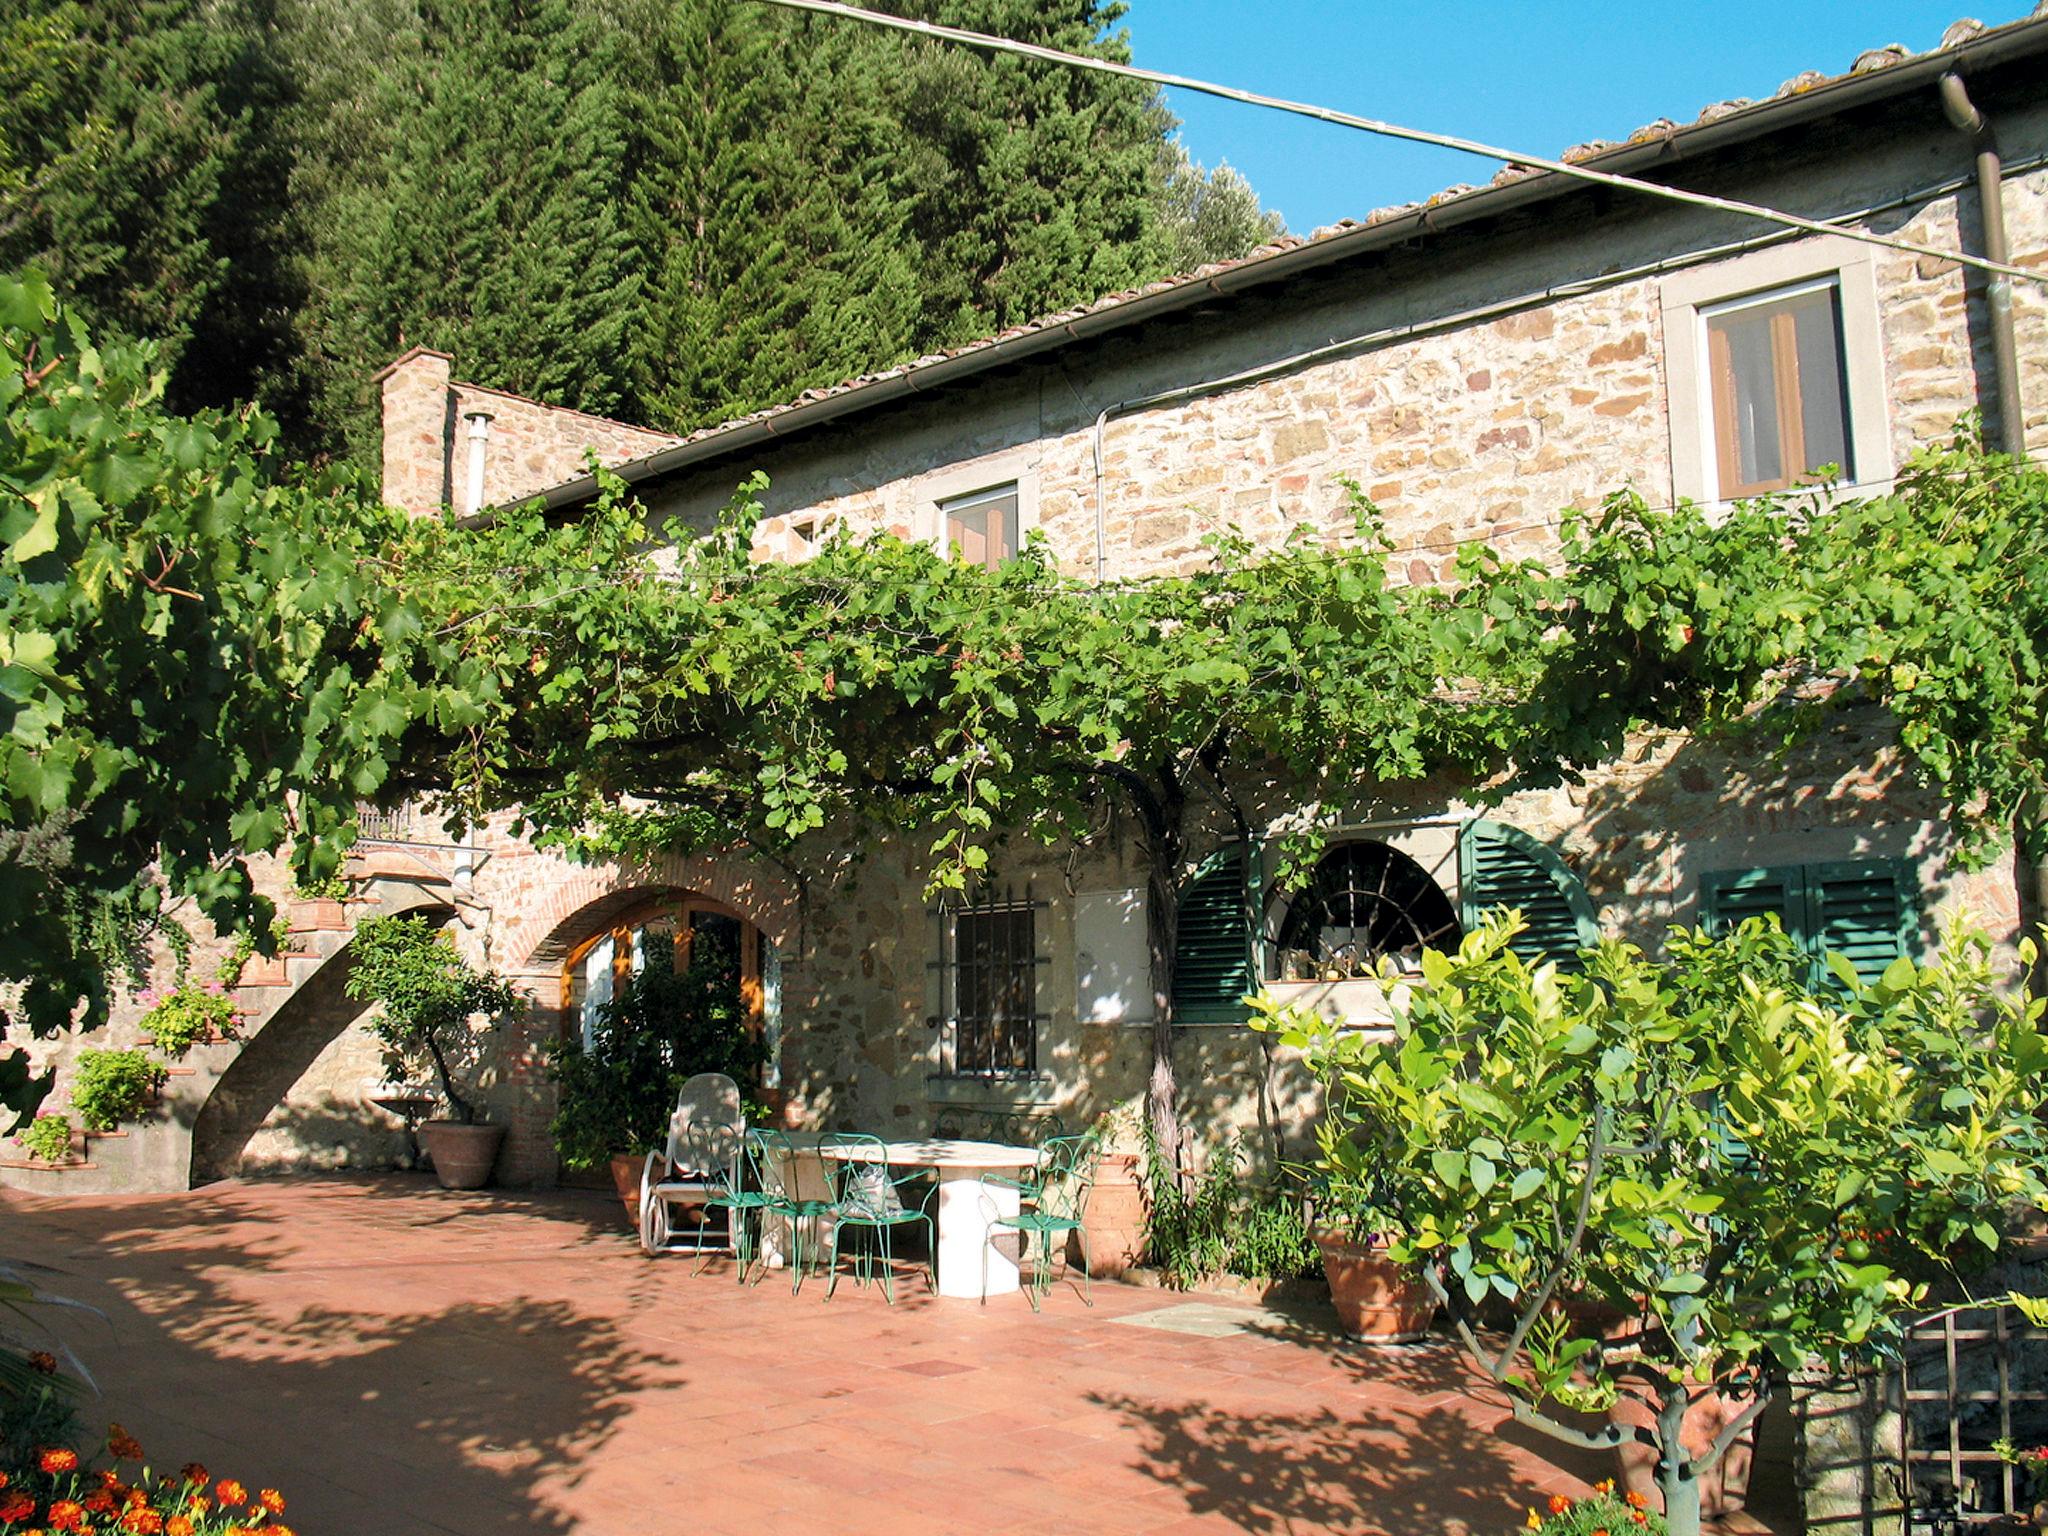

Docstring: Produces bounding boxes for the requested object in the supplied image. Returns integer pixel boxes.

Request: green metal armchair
[697,1129,780,1285]
[820,1132,935,1304]
[753,1127,836,1296]
[981,1133,1100,1311]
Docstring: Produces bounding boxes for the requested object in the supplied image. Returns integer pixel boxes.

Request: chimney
[462,409,495,516]
[374,347,455,517]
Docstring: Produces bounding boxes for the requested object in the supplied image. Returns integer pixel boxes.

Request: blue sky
[1125,2,2033,235]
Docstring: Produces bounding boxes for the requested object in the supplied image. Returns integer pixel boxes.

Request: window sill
[924,1072,1057,1106]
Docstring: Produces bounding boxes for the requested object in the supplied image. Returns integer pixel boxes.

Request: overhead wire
[753,0,2048,289]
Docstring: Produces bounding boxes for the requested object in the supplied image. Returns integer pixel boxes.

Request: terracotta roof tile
[526,11,2046,503]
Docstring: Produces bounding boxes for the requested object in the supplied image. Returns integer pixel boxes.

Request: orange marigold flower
[268,1525,296,1536]
[1525,1511,1543,1530]
[178,1464,207,1489]
[215,1481,246,1507]
[1624,1491,1649,1510]
[1593,1530,1610,1536]
[257,1490,284,1515]
[81,1491,114,1514]
[165,1517,194,1536]
[0,1489,34,1522]
[1549,1495,1573,1515]
[45,1500,86,1532]
[122,1510,165,1535]
[36,1449,78,1475]
[26,1352,56,1376]
[107,1424,145,1461]
[1593,1480,1616,1496]
[185,1495,209,1516]
[1630,1512,1650,1526]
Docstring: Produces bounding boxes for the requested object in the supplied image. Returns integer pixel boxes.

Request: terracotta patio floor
[6,1174,1616,1536]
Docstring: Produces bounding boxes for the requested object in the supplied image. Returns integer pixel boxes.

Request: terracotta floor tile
[4,1174,1647,1535]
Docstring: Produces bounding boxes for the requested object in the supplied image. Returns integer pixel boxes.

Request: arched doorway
[559,892,782,1095]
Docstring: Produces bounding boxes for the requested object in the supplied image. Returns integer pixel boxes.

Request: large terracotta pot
[1315,1231,1435,1341]
[609,1152,644,1228]
[1075,1151,1147,1278]
[418,1121,504,1189]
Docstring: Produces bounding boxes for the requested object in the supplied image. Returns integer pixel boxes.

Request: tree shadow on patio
[1090,1371,1608,1536]
[15,1186,680,1534]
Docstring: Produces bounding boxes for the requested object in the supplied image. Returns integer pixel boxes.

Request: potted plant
[1076,1104,1147,1278]
[69,1048,168,1132]
[546,929,766,1225]
[1311,1201,1436,1342]
[345,915,519,1189]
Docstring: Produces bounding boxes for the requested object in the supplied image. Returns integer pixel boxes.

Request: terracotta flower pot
[609,1151,645,1228]
[1074,1151,1146,1278]
[418,1121,504,1189]
[1315,1231,1436,1341]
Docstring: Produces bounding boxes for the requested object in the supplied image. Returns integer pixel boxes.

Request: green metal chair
[981,1133,1100,1312]
[754,1127,836,1296]
[697,1128,779,1285]
[819,1132,934,1304]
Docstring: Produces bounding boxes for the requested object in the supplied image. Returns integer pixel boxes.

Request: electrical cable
[753,0,2048,290]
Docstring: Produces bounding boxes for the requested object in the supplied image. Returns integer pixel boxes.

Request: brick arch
[500,851,800,974]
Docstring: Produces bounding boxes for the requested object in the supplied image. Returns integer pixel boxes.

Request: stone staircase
[2,837,481,1195]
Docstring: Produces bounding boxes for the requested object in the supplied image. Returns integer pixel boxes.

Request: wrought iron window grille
[927,884,1049,1079]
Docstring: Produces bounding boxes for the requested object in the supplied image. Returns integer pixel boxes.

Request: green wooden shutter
[1172,847,1254,1024]
[1457,820,1600,969]
[1805,858,1911,985]
[1697,864,1803,937]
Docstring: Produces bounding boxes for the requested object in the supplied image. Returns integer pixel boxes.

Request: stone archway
[496,851,801,975]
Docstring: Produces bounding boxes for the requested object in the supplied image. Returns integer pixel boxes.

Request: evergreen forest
[0,0,1284,462]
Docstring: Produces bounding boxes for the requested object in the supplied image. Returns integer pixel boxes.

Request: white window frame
[1662,236,1892,507]
[917,458,1039,563]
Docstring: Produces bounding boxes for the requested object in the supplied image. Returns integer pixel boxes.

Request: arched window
[1270,840,1460,981]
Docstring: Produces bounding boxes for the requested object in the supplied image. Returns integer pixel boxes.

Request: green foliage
[135,981,238,1060]
[15,1113,70,1164]
[0,0,301,425]
[67,1049,165,1133]
[1225,1196,1322,1283]
[547,927,767,1170]
[1152,135,1286,271]
[1267,910,2048,1534]
[283,0,1222,456]
[343,916,518,1125]
[1141,1130,1320,1286]
[1455,434,2048,867]
[0,275,433,1125]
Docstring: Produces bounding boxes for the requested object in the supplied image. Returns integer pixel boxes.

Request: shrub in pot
[1262,912,2048,1536]
[346,915,518,1189]
[546,928,765,1223]
[68,1049,166,1132]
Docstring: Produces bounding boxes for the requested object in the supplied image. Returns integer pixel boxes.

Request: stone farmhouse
[7,12,2047,1197]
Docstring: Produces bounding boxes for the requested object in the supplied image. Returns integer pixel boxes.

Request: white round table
[818,1137,1043,1298]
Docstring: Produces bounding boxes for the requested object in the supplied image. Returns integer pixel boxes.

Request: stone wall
[375,347,679,518]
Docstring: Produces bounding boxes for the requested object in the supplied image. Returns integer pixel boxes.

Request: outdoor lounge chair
[638,1072,744,1258]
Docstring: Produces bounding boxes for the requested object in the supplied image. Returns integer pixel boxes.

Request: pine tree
[0,0,302,425]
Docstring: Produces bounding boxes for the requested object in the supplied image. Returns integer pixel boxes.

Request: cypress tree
[0,0,302,426]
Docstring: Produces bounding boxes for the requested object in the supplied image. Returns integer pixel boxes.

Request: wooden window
[1172,848,1255,1024]
[1703,281,1851,498]
[560,897,766,1052]
[939,483,1019,569]
[1457,820,1600,971]
[1270,840,1460,981]
[1697,857,1915,986]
